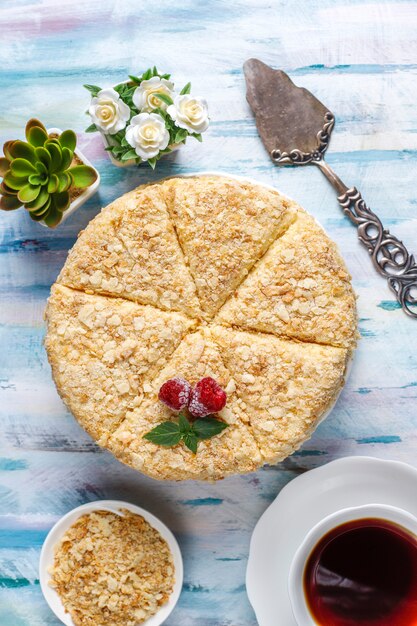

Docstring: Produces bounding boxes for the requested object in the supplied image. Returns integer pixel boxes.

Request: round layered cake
[45,175,357,481]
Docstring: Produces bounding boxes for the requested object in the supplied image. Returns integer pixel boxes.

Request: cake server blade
[244,58,417,319]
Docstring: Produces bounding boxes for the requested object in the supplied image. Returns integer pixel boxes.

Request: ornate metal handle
[337,187,417,318]
[314,159,417,318]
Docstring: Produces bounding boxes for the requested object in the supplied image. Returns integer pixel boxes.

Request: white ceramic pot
[40,128,100,226]
[288,503,417,625]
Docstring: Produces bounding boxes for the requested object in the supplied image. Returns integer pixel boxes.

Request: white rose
[125,113,169,160]
[167,95,209,133]
[132,76,175,112]
[88,88,131,135]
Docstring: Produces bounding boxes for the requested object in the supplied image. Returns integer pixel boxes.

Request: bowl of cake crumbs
[39,500,183,626]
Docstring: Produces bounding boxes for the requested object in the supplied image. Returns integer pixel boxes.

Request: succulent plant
[0,119,98,227]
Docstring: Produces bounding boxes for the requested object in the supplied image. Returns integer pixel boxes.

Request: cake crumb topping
[49,509,175,626]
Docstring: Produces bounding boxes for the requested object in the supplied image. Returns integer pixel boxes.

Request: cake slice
[216,210,357,348]
[57,185,202,319]
[45,284,196,444]
[163,176,296,317]
[211,326,349,463]
[109,329,262,481]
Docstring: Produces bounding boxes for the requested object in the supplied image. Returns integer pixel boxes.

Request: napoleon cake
[45,175,357,481]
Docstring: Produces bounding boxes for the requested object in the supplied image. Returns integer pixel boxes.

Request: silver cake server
[244,58,417,319]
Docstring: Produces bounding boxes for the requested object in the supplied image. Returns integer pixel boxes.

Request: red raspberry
[188,377,227,418]
[158,377,192,412]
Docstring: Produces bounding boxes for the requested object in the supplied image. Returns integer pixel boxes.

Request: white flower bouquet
[84,67,209,169]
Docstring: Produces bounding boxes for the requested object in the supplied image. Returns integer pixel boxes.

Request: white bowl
[39,499,183,626]
[288,503,417,625]
[42,128,100,226]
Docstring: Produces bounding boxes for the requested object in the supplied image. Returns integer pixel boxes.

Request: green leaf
[113,83,126,95]
[57,172,72,192]
[180,82,191,95]
[183,432,198,454]
[8,141,37,163]
[52,190,70,212]
[192,133,203,142]
[35,161,48,176]
[83,84,101,97]
[68,165,97,188]
[121,149,137,161]
[60,147,73,171]
[27,125,48,148]
[25,187,49,211]
[174,128,188,144]
[17,183,41,203]
[85,123,98,133]
[42,205,63,228]
[30,205,50,219]
[25,118,47,140]
[0,194,22,211]
[193,417,229,440]
[35,146,52,169]
[2,141,15,161]
[0,181,17,195]
[143,422,181,447]
[10,158,38,177]
[152,92,173,106]
[4,171,27,190]
[128,74,141,84]
[47,174,59,193]
[147,157,158,169]
[59,130,77,152]
[152,65,158,76]
[0,157,10,177]
[141,68,152,81]
[178,413,191,434]
[28,174,44,186]
[45,142,62,173]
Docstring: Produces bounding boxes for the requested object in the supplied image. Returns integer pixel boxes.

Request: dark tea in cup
[303,517,417,626]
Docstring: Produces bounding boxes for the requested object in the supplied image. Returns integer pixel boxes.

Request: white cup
[288,503,417,625]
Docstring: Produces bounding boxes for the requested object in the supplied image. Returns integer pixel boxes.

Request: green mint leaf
[84,84,101,96]
[193,417,229,440]
[152,93,173,106]
[85,123,98,133]
[183,432,198,454]
[178,412,191,434]
[143,421,181,447]
[180,82,191,95]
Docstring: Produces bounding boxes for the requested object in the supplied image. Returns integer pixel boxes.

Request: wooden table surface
[1,1,417,624]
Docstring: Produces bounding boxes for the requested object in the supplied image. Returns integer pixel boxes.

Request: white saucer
[39,500,183,626]
[246,456,417,626]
